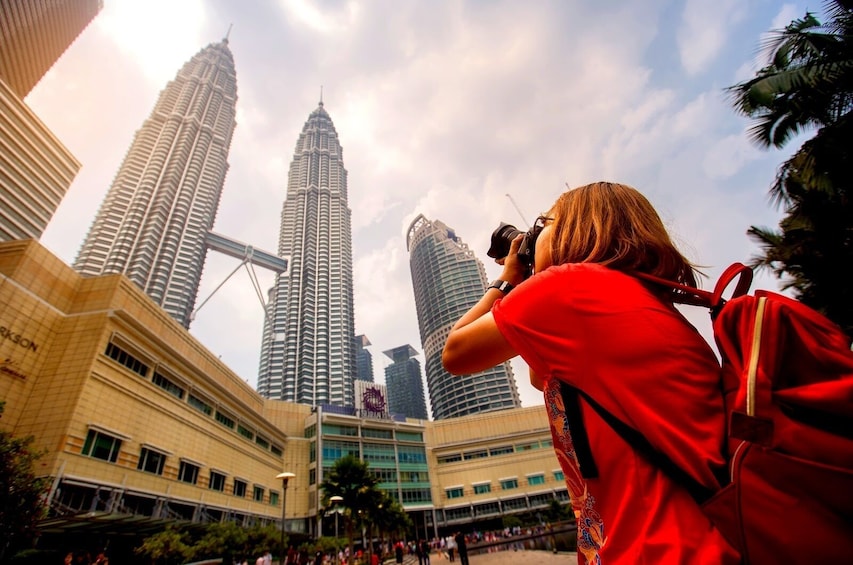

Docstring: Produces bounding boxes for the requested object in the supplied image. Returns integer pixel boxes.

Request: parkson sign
[0,325,38,353]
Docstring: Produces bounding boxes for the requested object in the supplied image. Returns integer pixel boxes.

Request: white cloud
[678,0,747,75]
[32,0,793,413]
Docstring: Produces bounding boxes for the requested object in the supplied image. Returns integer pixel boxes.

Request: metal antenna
[505,194,530,229]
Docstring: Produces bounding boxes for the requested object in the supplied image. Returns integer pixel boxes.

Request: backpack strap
[635,263,753,316]
[559,380,717,504]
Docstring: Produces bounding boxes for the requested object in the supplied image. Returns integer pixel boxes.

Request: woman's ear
[534,225,553,273]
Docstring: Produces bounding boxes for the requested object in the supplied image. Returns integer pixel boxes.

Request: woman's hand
[442,235,523,375]
[496,233,527,287]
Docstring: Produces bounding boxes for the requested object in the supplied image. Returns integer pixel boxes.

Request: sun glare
[97,0,208,85]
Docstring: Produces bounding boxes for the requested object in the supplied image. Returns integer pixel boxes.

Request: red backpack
[568,264,853,564]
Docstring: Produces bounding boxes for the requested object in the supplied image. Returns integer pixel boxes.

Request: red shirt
[492,264,739,564]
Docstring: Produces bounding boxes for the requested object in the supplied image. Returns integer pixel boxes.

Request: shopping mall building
[0,239,566,546]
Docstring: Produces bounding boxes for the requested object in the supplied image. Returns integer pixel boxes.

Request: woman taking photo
[442,182,739,564]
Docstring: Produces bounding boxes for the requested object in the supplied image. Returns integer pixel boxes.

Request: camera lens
[487,223,523,259]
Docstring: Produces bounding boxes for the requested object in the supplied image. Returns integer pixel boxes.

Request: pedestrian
[443,181,740,564]
[445,535,456,562]
[395,541,404,564]
[453,533,468,565]
[263,550,273,565]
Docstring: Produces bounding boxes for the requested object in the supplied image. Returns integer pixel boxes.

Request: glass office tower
[406,214,521,419]
[384,344,428,420]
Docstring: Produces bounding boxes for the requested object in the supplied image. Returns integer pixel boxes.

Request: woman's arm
[442,235,526,375]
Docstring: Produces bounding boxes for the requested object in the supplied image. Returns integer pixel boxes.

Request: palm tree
[320,455,381,564]
[726,0,853,337]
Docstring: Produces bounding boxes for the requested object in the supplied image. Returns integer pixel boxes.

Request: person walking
[453,533,468,565]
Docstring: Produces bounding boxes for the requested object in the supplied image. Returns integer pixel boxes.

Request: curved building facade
[406,214,520,420]
[257,102,356,406]
[74,39,238,328]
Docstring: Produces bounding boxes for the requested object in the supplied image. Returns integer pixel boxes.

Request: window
[271,444,283,457]
[137,447,166,475]
[188,394,212,416]
[270,491,279,506]
[309,468,316,485]
[255,435,270,449]
[233,479,247,497]
[237,424,254,440]
[82,429,122,463]
[527,474,546,486]
[397,445,427,464]
[104,343,148,377]
[445,487,464,499]
[253,486,265,502]
[152,372,185,399]
[500,478,518,490]
[489,446,514,457]
[463,450,488,461]
[362,428,393,439]
[215,411,235,429]
[178,461,200,484]
[209,471,226,492]
[554,470,565,482]
[473,483,491,495]
[395,431,423,442]
[437,454,462,464]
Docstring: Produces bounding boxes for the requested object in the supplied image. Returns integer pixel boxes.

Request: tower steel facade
[73,40,238,328]
[407,214,521,420]
[257,101,356,406]
[384,344,428,420]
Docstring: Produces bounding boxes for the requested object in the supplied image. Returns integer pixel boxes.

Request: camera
[486,220,545,278]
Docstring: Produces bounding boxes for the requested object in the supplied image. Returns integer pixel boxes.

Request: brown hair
[547,181,699,287]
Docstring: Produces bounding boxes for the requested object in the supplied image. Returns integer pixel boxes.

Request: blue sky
[30,0,811,411]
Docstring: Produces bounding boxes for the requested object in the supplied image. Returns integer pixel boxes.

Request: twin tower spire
[73,41,357,407]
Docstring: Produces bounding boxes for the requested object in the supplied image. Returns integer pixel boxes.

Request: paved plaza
[387,550,578,565]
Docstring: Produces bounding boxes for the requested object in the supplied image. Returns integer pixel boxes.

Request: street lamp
[329,496,343,564]
[330,495,343,538]
[276,472,296,565]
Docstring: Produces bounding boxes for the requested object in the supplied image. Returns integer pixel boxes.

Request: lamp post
[329,496,343,564]
[276,472,295,565]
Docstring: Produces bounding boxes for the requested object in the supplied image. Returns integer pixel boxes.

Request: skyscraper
[74,39,238,328]
[257,101,356,406]
[0,0,103,97]
[355,334,374,382]
[384,344,428,420]
[0,0,101,241]
[407,214,521,420]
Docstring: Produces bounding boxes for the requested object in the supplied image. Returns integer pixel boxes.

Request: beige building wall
[0,240,293,527]
[0,240,565,537]
[425,406,565,526]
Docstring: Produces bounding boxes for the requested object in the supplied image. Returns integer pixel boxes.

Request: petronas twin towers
[75,38,518,418]
[75,38,356,406]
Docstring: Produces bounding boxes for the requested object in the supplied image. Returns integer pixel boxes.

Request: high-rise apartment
[407,214,521,419]
[0,0,101,241]
[73,39,238,328]
[384,344,428,420]
[355,334,374,382]
[257,101,357,406]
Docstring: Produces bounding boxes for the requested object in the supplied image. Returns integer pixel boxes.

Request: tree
[134,525,192,565]
[727,0,853,337]
[0,402,48,562]
[319,455,381,563]
[188,520,248,564]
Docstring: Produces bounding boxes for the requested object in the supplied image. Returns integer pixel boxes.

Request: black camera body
[487,221,543,278]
